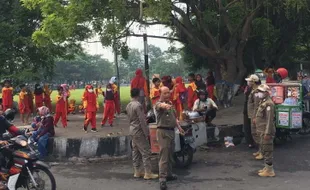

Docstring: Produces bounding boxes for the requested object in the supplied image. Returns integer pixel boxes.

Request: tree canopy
[22,0,310,82]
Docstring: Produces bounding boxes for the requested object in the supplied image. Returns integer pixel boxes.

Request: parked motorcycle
[0,134,56,190]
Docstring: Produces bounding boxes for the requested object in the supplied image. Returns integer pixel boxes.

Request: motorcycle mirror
[2,132,12,140]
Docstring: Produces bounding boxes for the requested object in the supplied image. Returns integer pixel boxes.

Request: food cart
[267,82,310,140]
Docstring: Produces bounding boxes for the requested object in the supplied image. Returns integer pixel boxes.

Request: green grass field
[12,86,131,111]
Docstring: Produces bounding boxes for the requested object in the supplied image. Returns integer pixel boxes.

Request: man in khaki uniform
[255,84,276,177]
[126,88,158,180]
[155,86,185,190]
[246,74,262,159]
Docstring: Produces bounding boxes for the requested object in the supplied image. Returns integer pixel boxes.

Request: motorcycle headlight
[19,140,28,147]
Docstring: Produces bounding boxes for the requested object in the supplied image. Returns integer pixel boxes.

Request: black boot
[160,181,167,190]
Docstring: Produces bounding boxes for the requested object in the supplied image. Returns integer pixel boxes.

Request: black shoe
[166,174,178,181]
[109,124,113,127]
[160,181,167,190]
[91,128,98,133]
[83,126,87,133]
[101,124,105,128]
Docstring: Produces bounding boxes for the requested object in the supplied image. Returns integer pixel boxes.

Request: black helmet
[4,109,15,121]
[198,89,208,96]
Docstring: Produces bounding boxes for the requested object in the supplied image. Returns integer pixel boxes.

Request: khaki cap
[245,74,259,82]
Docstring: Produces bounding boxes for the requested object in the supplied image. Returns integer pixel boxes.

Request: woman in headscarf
[173,77,187,120]
[31,106,55,160]
[161,75,175,102]
[110,76,121,115]
[195,74,206,91]
[131,69,149,112]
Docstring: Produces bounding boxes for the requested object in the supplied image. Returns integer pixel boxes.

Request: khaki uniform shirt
[255,96,275,135]
[126,100,148,137]
[155,101,177,128]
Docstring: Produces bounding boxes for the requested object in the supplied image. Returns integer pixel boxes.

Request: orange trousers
[102,100,115,125]
[54,111,67,128]
[84,111,96,129]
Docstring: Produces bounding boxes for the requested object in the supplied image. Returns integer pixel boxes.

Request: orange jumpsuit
[112,84,121,114]
[54,95,67,128]
[174,77,187,120]
[2,87,13,111]
[83,91,98,129]
[101,90,115,126]
[187,82,198,110]
[43,88,52,112]
[150,87,160,106]
[18,91,30,114]
[34,93,44,109]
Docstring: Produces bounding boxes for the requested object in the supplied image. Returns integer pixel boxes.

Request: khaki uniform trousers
[132,134,152,173]
[157,129,175,182]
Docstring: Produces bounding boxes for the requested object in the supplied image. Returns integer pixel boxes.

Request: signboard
[278,112,289,126]
[291,112,302,128]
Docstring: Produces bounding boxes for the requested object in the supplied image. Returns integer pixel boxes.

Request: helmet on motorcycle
[4,109,15,121]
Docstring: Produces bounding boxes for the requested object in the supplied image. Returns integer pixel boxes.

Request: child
[34,84,44,109]
[101,84,115,127]
[110,77,121,115]
[43,84,53,112]
[18,84,31,125]
[83,85,99,132]
[150,78,161,106]
[31,106,55,160]
[68,99,76,114]
[2,80,13,111]
[54,86,67,128]
[26,86,34,115]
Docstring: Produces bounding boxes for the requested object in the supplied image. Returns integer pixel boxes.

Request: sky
[81,24,182,62]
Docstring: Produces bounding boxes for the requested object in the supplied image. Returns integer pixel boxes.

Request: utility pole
[112,16,121,109]
[143,33,150,94]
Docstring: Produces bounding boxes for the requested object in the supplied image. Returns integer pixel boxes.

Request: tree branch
[218,0,233,35]
[226,0,240,9]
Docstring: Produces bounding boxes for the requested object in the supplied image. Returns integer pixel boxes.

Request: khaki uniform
[247,87,260,144]
[155,101,177,182]
[126,100,152,173]
[255,96,275,165]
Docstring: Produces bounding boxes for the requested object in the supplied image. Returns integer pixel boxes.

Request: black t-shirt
[0,116,13,139]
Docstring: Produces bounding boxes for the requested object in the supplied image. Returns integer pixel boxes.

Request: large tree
[0,0,70,82]
[22,0,308,83]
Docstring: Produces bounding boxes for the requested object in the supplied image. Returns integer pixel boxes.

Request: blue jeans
[32,129,50,159]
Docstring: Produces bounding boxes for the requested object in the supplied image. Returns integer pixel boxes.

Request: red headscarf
[131,69,146,89]
[175,77,186,93]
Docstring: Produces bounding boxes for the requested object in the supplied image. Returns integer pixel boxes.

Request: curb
[47,136,132,160]
[44,124,244,161]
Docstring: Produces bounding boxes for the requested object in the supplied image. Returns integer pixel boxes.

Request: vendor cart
[268,82,310,141]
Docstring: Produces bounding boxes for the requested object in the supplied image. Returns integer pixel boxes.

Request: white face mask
[257,92,265,99]
[87,89,94,93]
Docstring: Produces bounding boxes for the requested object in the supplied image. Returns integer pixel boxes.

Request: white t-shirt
[193,98,218,111]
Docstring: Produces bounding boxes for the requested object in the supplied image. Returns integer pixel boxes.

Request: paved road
[50,135,310,190]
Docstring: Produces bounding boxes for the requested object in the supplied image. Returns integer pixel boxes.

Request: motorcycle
[146,110,196,168]
[0,134,56,190]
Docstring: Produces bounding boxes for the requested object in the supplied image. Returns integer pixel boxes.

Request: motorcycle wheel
[22,166,56,190]
[173,146,194,168]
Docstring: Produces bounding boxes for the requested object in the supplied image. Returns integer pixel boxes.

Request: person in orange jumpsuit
[26,87,34,115]
[54,86,67,128]
[173,77,187,120]
[2,80,13,111]
[81,86,88,120]
[83,85,99,133]
[110,77,121,115]
[187,73,198,110]
[43,84,53,112]
[34,84,44,109]
[101,84,115,127]
[206,71,216,100]
[18,84,31,125]
[131,69,149,112]
[150,78,161,106]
